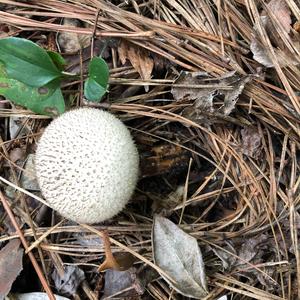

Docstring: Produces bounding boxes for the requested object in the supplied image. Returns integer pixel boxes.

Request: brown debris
[118,40,154,91]
[0,240,23,299]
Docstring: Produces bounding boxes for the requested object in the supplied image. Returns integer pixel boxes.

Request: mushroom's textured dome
[35,108,139,223]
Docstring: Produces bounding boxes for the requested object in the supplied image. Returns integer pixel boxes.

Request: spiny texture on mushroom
[35,108,139,223]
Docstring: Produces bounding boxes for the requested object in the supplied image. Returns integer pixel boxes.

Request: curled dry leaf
[250,0,299,67]
[152,215,208,299]
[58,19,91,54]
[0,239,23,299]
[118,41,154,92]
[240,127,262,158]
[263,0,291,45]
[213,234,269,270]
[52,265,85,296]
[102,268,144,299]
[172,71,251,125]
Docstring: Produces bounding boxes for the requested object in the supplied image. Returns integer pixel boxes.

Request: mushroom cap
[35,108,139,223]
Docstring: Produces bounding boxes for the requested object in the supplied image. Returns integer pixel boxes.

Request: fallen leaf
[173,71,251,125]
[213,234,269,270]
[210,241,237,270]
[20,154,40,191]
[0,239,23,299]
[52,265,85,296]
[113,252,137,272]
[240,127,262,158]
[250,30,297,68]
[118,41,154,92]
[250,0,298,67]
[236,234,269,266]
[152,215,208,298]
[9,116,30,140]
[58,19,90,54]
[263,0,291,41]
[102,268,144,299]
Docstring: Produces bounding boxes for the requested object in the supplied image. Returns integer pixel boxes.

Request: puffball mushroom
[35,108,139,224]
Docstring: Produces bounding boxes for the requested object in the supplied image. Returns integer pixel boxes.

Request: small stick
[0,191,56,300]
[91,9,101,59]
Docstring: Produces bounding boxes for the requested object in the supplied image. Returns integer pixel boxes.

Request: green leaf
[0,64,65,116]
[84,77,107,101]
[84,57,109,102]
[47,51,66,71]
[0,37,62,87]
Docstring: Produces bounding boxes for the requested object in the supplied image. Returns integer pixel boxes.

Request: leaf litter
[102,268,144,299]
[0,240,23,299]
[152,215,208,298]
[172,71,252,125]
[51,265,85,296]
[118,40,154,92]
[250,0,300,67]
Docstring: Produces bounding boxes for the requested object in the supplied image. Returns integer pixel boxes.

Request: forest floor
[0,0,300,299]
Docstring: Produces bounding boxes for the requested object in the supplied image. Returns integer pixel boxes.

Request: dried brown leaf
[250,0,298,67]
[152,215,208,299]
[264,0,291,36]
[118,41,154,91]
[173,71,251,125]
[114,252,137,272]
[213,234,269,270]
[102,268,144,299]
[0,239,23,299]
[240,127,262,158]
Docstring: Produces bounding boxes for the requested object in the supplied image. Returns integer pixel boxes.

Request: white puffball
[35,108,139,223]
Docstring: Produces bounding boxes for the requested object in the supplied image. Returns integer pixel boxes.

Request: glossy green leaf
[47,51,66,71]
[0,37,62,87]
[84,57,109,102]
[0,64,65,116]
